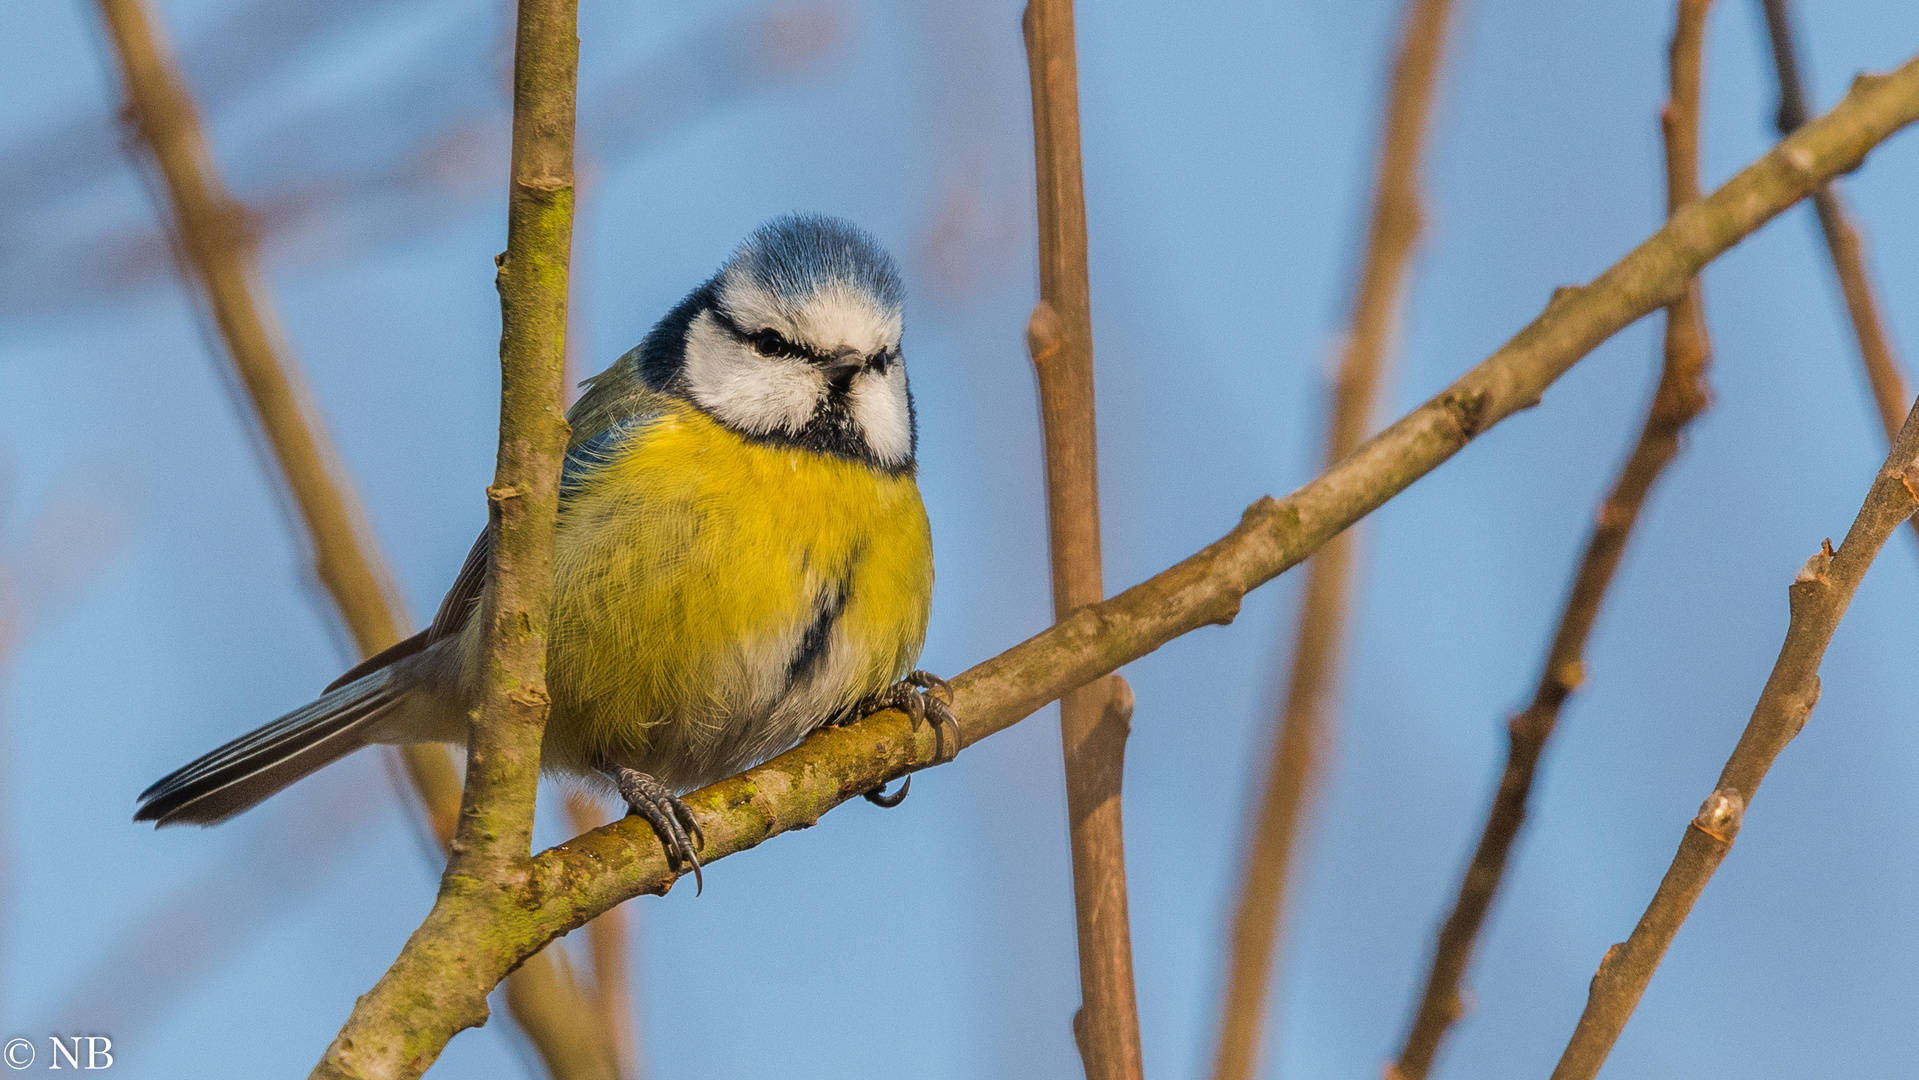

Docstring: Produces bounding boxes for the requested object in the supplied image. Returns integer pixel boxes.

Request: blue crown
[726,214,904,312]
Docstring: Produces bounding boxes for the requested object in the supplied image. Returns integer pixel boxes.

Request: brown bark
[1021,3,1145,1078]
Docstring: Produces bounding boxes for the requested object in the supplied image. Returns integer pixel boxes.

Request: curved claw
[607,766,706,895]
[924,695,962,764]
[863,775,911,808]
[905,670,953,702]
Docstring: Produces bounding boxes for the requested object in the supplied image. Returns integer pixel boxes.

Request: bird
[136,214,956,887]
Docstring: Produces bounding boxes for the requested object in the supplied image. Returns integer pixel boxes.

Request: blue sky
[2,0,1918,1077]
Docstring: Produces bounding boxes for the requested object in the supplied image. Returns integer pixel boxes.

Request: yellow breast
[542,400,932,787]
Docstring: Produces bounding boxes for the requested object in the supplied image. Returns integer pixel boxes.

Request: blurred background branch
[1211,1,1457,1076]
[2,0,847,321]
[1387,3,1717,1075]
[1762,0,1914,477]
[89,0,619,1074]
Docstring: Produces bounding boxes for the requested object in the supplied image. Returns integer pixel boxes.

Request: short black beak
[823,347,865,389]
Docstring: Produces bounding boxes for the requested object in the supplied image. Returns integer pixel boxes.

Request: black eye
[749,330,786,357]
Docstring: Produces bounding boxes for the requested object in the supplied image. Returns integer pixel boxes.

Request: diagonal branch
[89,1,615,1076]
[1762,0,1914,481]
[1547,356,1919,1080]
[308,51,1919,1080]
[1387,3,1716,1076]
[1212,2,1458,1077]
[1020,1,1144,1075]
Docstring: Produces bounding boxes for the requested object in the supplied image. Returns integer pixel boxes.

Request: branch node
[1776,142,1818,186]
[1852,70,1894,96]
[1438,388,1489,439]
[1210,592,1244,627]
[1026,300,1066,366]
[488,483,525,505]
[1690,787,1745,844]
[1591,942,1625,991]
[508,685,551,710]
[1793,538,1834,583]
[1553,658,1585,694]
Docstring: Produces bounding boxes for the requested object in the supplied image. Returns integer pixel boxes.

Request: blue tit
[136,215,954,881]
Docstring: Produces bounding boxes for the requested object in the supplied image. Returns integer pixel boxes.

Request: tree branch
[308,0,577,1075]
[307,50,1919,1080]
[1762,0,1914,472]
[1212,3,1457,1077]
[89,1,612,1076]
[1387,4,1716,1076]
[1547,351,1919,1080]
[1021,0,1144,1072]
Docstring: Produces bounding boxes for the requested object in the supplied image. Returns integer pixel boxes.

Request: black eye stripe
[711,307,895,369]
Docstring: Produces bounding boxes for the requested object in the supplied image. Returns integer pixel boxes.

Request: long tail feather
[135,671,402,827]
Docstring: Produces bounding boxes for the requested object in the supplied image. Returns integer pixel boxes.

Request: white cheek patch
[681,311,824,436]
[848,361,913,468]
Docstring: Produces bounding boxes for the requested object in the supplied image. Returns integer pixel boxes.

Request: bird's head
[638,215,914,473]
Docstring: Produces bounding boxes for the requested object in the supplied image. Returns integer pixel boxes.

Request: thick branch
[309,0,577,1076]
[90,1,609,1076]
[309,52,1919,1080]
[1021,0,1143,1069]
[1762,0,1913,457]
[1547,371,1919,1080]
[1212,3,1456,1078]
[1387,4,1715,1076]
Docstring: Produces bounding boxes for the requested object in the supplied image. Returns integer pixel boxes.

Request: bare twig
[1387,5,1717,1077]
[1548,382,1919,1079]
[1021,3,1144,1077]
[303,55,1919,1080]
[1212,3,1456,1077]
[89,1,610,1077]
[1762,0,1913,456]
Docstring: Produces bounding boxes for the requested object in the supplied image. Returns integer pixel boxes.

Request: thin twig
[1548,380,1919,1080]
[1021,2,1144,1077]
[1212,2,1456,1077]
[1388,4,1717,1076]
[305,57,1919,1080]
[89,2,614,1077]
[1762,0,1914,460]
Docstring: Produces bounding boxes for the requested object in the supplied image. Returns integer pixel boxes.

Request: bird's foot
[851,671,959,809]
[605,767,705,894]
